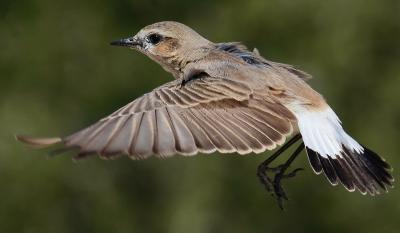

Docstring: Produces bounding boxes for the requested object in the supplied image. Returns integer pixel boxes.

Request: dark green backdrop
[1,0,399,232]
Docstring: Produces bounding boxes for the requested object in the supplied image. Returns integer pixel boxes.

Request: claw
[273,168,303,203]
[282,168,304,179]
[264,164,285,174]
[263,166,304,209]
[273,180,288,210]
[258,165,304,209]
[257,166,273,192]
[256,137,305,209]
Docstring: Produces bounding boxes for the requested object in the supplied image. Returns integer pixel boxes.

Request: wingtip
[15,135,62,148]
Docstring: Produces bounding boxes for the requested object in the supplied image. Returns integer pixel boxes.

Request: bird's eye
[146,33,163,45]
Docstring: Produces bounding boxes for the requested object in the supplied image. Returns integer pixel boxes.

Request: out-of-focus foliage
[1,0,399,232]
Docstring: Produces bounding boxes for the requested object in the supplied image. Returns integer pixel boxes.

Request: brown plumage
[33,77,296,159]
[17,21,393,204]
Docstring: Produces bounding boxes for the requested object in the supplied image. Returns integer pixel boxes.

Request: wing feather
[202,108,252,154]
[187,108,236,153]
[165,108,198,155]
[131,111,154,158]
[19,77,297,159]
[213,106,265,153]
[154,108,176,157]
[104,115,135,156]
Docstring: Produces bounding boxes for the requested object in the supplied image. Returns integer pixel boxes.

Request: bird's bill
[110,36,142,48]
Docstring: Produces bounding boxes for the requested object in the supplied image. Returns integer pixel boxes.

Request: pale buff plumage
[17,21,393,199]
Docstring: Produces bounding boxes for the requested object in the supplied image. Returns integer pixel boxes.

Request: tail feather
[306,149,323,174]
[357,147,393,189]
[306,146,393,195]
[329,156,355,191]
[319,156,339,185]
[294,106,394,195]
[15,135,62,148]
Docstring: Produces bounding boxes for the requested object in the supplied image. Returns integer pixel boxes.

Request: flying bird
[16,21,394,208]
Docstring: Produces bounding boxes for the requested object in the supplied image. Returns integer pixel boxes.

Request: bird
[16,21,394,209]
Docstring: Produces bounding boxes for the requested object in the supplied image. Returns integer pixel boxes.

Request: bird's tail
[15,135,62,148]
[294,106,394,195]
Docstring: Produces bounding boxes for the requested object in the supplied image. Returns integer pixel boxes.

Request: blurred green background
[1,0,399,232]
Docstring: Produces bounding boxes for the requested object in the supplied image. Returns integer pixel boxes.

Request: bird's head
[111,21,212,76]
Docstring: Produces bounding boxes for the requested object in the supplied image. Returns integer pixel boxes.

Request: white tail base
[293,106,363,158]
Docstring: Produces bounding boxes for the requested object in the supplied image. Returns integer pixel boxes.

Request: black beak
[110,37,142,47]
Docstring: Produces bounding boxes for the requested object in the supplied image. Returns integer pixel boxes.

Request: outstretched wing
[18,76,297,160]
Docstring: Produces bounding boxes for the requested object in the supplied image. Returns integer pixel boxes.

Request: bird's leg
[257,134,301,191]
[257,134,304,208]
[271,142,304,209]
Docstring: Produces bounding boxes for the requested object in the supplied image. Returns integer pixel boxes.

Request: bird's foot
[257,163,303,209]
